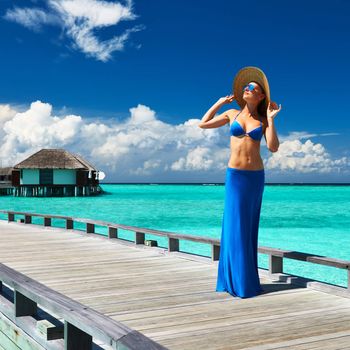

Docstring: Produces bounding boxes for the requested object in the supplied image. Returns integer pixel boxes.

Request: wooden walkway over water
[1,219,350,349]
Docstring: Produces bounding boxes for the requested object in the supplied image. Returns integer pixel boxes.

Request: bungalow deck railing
[0,263,167,350]
[1,210,349,296]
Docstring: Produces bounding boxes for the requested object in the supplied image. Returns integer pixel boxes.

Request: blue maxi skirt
[216,167,265,298]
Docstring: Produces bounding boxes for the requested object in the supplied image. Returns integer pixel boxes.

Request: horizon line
[100,182,350,186]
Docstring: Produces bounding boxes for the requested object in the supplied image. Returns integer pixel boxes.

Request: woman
[198,66,281,298]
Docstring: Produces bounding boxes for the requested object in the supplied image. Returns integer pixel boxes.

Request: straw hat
[232,66,270,113]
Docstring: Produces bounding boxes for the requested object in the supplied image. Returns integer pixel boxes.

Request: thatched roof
[14,149,97,171]
[0,167,13,176]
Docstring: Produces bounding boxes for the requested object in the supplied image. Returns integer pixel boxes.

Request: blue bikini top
[230,111,263,141]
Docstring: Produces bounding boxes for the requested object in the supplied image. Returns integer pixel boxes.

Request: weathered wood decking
[1,220,350,349]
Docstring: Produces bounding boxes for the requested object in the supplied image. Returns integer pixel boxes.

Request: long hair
[252,81,267,119]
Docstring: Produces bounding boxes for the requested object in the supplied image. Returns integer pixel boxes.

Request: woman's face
[243,81,265,105]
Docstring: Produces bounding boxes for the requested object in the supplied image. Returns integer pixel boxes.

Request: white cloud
[171,147,212,171]
[51,0,137,27]
[4,7,59,31]
[0,104,17,150]
[279,131,340,142]
[265,139,349,173]
[0,101,227,177]
[130,159,162,175]
[0,101,83,166]
[4,0,144,62]
[129,104,156,124]
[0,104,16,124]
[170,146,228,171]
[0,101,349,180]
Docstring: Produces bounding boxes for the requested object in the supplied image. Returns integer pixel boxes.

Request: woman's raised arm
[264,101,282,152]
[198,95,236,129]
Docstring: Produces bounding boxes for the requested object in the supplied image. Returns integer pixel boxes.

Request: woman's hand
[217,94,236,105]
[267,101,282,119]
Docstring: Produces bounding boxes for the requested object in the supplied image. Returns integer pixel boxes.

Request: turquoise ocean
[1,184,349,289]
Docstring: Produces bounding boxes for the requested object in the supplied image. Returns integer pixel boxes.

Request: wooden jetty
[0,211,350,349]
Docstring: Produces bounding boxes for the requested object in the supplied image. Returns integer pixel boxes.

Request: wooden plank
[1,220,350,350]
[259,246,350,269]
[37,320,64,341]
[64,321,92,350]
[139,305,350,337]
[135,232,145,244]
[111,296,348,325]
[0,263,167,350]
[0,210,220,245]
[3,211,349,271]
[44,218,52,227]
[86,223,95,234]
[0,331,21,350]
[15,291,37,317]
[1,210,349,269]
[168,238,179,252]
[211,244,220,261]
[243,330,350,349]
[269,254,283,273]
[108,227,118,239]
[152,316,350,349]
[0,312,47,350]
[65,220,73,230]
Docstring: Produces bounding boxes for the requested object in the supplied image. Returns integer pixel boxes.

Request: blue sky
[0,0,349,183]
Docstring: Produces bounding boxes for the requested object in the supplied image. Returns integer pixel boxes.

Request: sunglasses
[243,83,260,93]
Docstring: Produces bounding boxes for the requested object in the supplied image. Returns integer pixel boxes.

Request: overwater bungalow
[9,149,103,197]
[0,167,14,195]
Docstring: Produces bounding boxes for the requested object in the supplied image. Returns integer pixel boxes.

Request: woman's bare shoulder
[226,109,241,122]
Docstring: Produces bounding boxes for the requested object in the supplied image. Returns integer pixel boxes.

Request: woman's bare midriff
[227,136,264,170]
